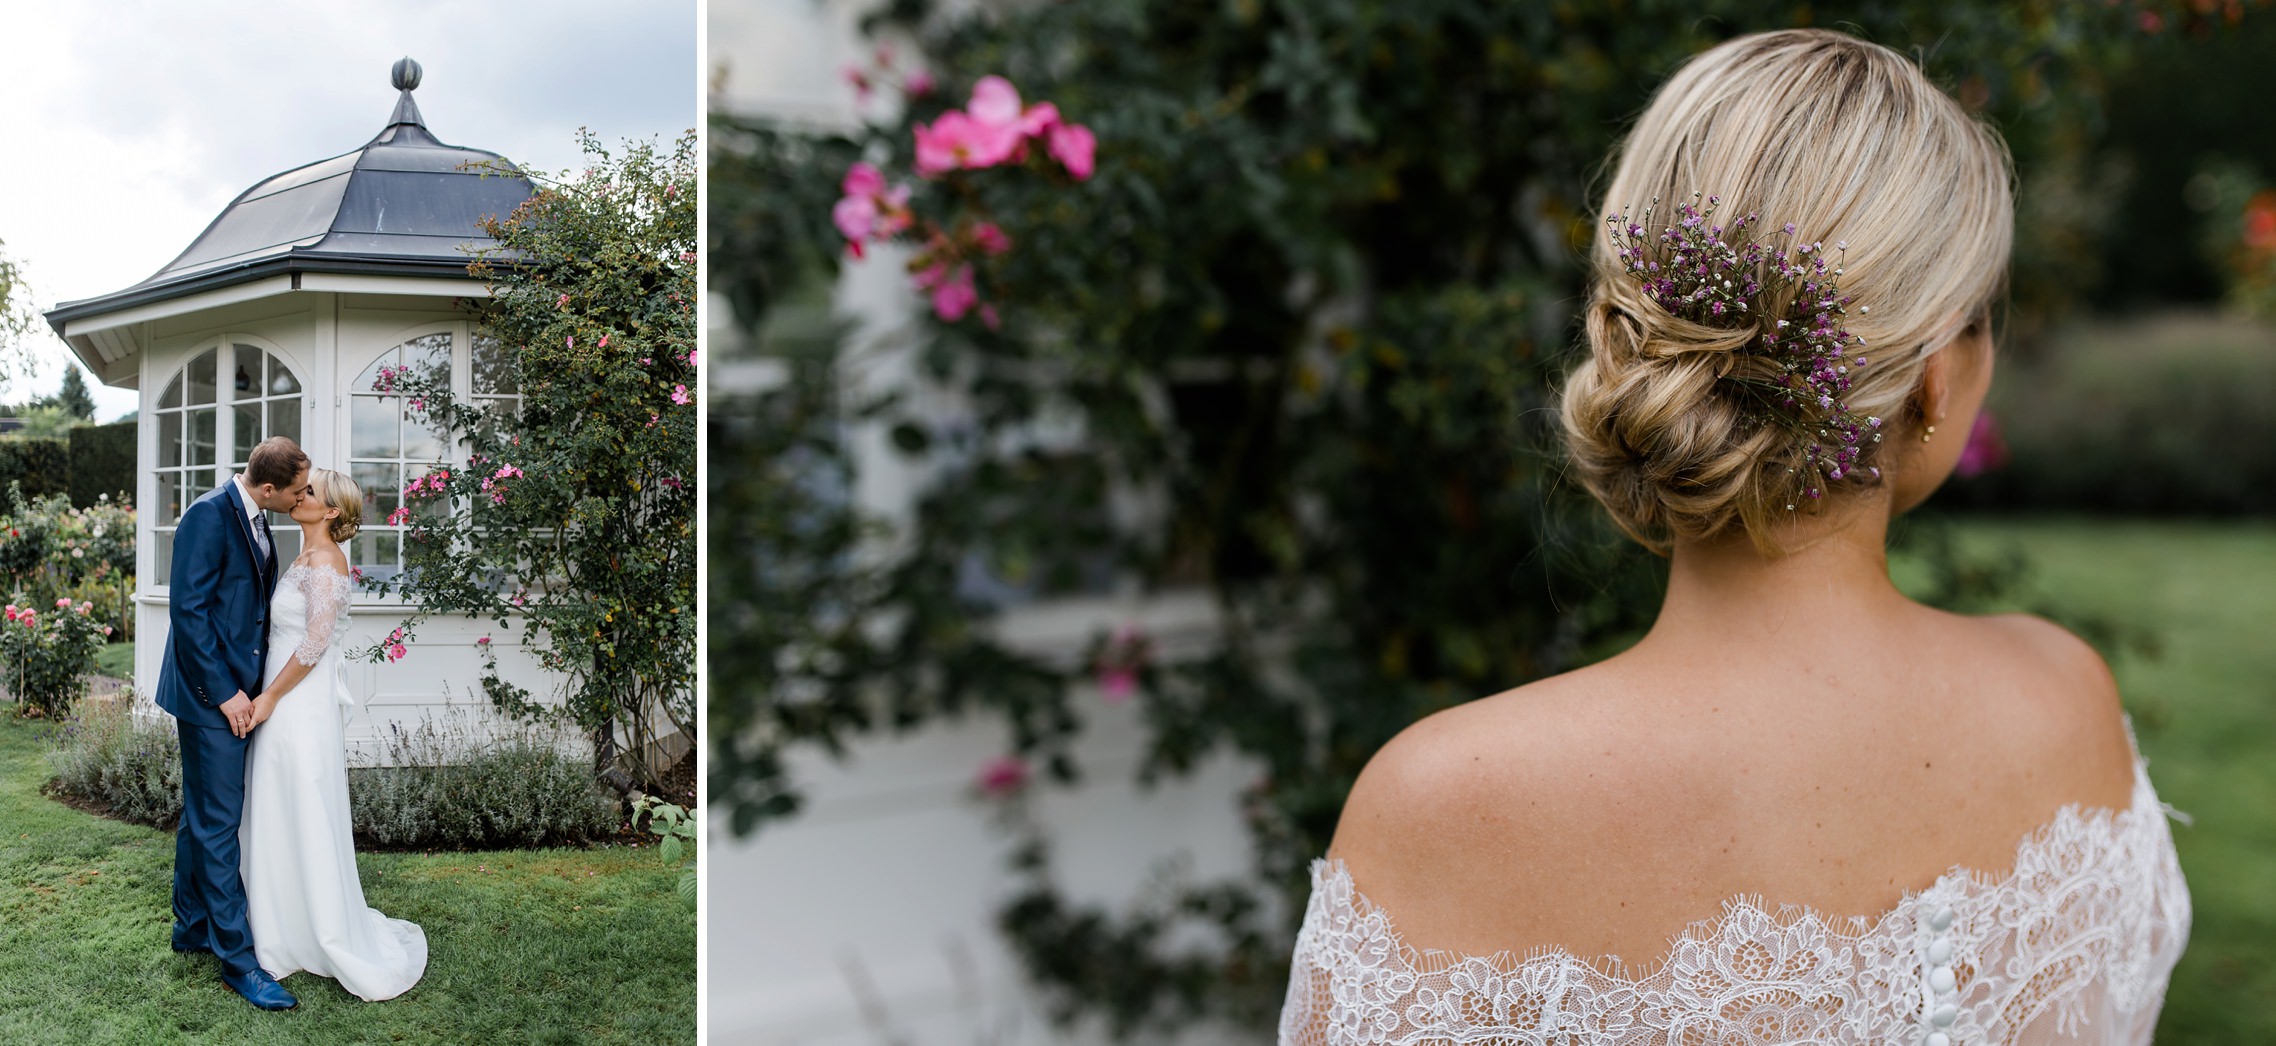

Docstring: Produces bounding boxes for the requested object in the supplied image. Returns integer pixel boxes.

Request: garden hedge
[67,421,134,509]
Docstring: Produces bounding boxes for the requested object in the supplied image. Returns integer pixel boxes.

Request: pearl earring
[1921,425,1936,444]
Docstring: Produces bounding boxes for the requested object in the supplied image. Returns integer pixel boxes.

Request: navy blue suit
[157,482,276,978]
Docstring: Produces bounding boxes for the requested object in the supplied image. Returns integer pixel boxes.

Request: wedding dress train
[240,563,427,1001]
[1280,728,2190,1045]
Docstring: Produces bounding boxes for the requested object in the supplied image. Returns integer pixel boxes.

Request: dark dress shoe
[221,968,298,1010]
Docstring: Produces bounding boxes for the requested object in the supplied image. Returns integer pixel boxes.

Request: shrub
[348,711,620,850]
[1935,314,2276,516]
[44,701,618,850]
[45,696,182,829]
[0,439,67,501]
[0,597,111,718]
[67,421,135,510]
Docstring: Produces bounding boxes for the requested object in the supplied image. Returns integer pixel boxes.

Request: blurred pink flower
[1017,101,1061,138]
[915,262,978,321]
[1098,666,1137,703]
[975,755,1029,798]
[1955,411,2010,478]
[914,110,1023,176]
[972,222,1012,255]
[904,69,936,98]
[672,384,693,405]
[1048,123,1097,181]
[968,75,1023,126]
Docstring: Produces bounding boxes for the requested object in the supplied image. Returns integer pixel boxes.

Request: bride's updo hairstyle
[312,468,363,544]
[1560,29,2013,554]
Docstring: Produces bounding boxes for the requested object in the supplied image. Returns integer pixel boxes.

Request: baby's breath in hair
[1606,192,1883,509]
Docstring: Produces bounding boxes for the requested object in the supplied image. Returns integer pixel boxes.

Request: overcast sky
[0,0,698,421]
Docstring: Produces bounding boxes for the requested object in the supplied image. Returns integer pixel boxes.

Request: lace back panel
[1280,753,2190,1045]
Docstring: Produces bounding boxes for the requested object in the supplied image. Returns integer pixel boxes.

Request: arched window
[152,341,304,585]
[349,328,520,582]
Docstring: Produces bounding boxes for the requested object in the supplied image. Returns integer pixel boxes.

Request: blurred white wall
[710,5,1267,1043]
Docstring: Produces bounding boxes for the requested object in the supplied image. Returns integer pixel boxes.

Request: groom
[155,436,310,1011]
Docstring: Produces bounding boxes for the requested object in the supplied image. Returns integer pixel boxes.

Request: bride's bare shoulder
[1327,664,1666,877]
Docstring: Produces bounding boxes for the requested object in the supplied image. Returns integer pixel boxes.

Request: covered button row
[1921,905,1959,1046]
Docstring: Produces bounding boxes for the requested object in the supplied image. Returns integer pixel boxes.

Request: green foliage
[55,368,93,422]
[0,485,136,641]
[67,420,134,509]
[0,598,108,720]
[0,243,38,388]
[631,795,698,908]
[364,130,697,794]
[348,713,620,851]
[714,0,2222,1034]
[0,439,67,501]
[44,696,181,827]
[45,698,617,850]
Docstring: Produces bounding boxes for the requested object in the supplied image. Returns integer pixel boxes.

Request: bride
[1281,29,2188,1046]
[240,468,428,1001]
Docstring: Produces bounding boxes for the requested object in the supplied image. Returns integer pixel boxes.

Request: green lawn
[1897,517,2276,1044]
[94,642,134,681]
[0,713,695,1044]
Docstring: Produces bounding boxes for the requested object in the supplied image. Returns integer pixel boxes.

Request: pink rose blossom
[1016,101,1061,138]
[598,334,609,349]
[639,357,652,366]
[914,110,1024,176]
[975,754,1030,798]
[557,293,570,308]
[1047,122,1097,181]
[915,262,978,321]
[968,75,1023,126]
[1098,666,1136,703]
[388,642,408,661]
[972,222,1011,255]
[842,161,886,199]
[904,69,936,98]
[388,506,411,526]
[671,384,693,405]
[55,598,70,609]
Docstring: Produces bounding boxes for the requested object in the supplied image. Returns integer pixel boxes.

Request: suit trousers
[173,718,258,978]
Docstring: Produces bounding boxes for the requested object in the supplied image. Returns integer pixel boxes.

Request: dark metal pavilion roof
[46,57,533,333]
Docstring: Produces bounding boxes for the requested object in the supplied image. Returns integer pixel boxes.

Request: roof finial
[387,57,426,130]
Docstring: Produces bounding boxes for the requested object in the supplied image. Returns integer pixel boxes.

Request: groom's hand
[220,692,254,738]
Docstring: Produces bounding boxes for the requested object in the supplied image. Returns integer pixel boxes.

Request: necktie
[254,511,274,562]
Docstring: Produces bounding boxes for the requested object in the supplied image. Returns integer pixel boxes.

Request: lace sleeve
[293,567,355,666]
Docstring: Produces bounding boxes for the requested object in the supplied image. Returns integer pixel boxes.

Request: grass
[0,711,695,1045]
[1895,517,2276,1044]
[93,642,133,680]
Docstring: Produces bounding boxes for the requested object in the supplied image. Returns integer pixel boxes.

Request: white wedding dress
[240,563,428,1001]
[1281,733,2190,1045]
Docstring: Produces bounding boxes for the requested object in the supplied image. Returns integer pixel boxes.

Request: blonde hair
[311,468,363,544]
[1559,29,2013,554]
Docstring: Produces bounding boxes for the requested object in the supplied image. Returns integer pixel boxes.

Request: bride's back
[1327,603,2139,969]
[1283,29,2187,1045]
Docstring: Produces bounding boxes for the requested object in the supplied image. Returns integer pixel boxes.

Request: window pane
[189,408,217,467]
[232,344,261,400]
[269,357,302,396]
[405,332,451,385]
[156,471,180,525]
[186,349,217,406]
[271,526,301,565]
[356,533,400,578]
[159,411,182,469]
[159,373,183,409]
[353,461,398,518]
[354,346,400,392]
[403,408,445,461]
[268,398,301,445]
[351,396,399,458]
[234,404,260,463]
[155,530,174,585]
[473,332,516,396]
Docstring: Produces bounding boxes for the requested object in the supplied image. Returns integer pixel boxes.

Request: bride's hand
[249,693,281,729]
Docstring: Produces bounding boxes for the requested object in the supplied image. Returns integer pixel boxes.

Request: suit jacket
[154,482,277,730]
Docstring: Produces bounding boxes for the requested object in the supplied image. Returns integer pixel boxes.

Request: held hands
[220,692,256,738]
[249,692,281,730]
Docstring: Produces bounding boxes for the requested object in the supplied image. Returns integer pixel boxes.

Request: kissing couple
[158,436,426,1009]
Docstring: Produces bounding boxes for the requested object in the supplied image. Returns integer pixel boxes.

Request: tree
[56,368,93,422]
[369,130,697,795]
